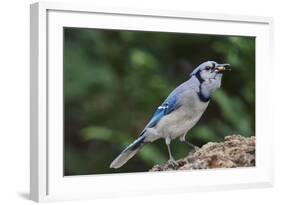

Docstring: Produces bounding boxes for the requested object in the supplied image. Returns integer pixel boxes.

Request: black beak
[215,64,231,73]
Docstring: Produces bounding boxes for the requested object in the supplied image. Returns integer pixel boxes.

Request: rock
[150,135,255,172]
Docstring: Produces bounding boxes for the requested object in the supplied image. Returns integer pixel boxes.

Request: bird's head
[190,61,231,98]
[190,61,231,82]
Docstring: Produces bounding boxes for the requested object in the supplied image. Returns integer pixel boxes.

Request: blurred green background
[63,28,255,176]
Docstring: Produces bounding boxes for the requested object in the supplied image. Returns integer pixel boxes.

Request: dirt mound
[150,135,255,171]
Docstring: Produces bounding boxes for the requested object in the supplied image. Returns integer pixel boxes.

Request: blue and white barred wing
[144,95,179,129]
[125,95,179,151]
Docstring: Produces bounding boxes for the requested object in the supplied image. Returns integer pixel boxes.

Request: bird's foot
[193,145,200,151]
[168,158,179,167]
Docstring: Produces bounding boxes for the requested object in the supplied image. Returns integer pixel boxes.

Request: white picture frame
[30,2,274,202]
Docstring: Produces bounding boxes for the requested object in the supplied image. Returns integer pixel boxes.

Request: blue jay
[110,61,230,168]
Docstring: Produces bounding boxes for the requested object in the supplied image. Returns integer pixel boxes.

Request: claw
[193,145,200,151]
[168,158,179,167]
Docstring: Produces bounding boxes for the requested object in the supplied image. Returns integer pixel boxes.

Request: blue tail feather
[110,133,147,169]
[123,133,146,152]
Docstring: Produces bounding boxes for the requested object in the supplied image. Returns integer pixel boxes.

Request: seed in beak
[215,66,226,73]
[215,64,231,73]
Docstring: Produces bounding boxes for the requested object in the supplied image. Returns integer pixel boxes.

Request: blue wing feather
[138,81,189,137]
[145,95,178,129]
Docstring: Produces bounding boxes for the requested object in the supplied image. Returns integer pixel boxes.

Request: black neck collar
[194,71,204,84]
[193,71,210,102]
[197,91,210,102]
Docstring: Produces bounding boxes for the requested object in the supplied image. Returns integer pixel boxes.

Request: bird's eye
[205,66,211,70]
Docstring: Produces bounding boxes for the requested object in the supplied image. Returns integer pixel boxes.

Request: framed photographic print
[30,2,274,202]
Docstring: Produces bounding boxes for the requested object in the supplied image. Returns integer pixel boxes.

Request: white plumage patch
[158,105,169,109]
